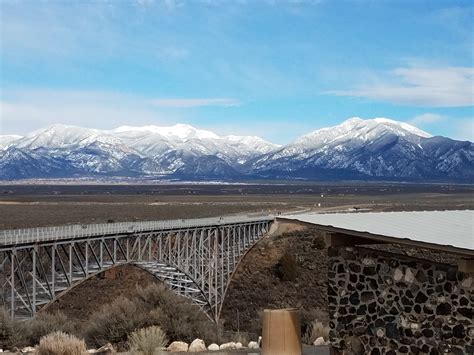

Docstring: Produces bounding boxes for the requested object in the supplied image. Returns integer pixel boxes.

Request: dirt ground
[44,264,160,323]
[220,227,329,339]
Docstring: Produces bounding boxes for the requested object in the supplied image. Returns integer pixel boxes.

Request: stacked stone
[328,247,474,354]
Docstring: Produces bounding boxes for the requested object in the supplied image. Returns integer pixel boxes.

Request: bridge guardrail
[0,215,275,246]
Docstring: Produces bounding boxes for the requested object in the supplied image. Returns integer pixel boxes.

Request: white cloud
[0,90,242,135]
[331,66,474,107]
[149,98,241,108]
[409,113,445,126]
[453,119,474,142]
[0,90,172,135]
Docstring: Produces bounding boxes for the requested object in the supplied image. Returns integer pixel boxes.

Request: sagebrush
[27,311,75,345]
[83,284,218,349]
[135,284,218,344]
[36,331,86,355]
[128,326,167,355]
[83,296,148,348]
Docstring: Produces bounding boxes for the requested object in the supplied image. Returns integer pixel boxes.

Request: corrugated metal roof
[285,210,474,252]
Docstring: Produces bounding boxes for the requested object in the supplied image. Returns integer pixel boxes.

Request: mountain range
[1,118,472,182]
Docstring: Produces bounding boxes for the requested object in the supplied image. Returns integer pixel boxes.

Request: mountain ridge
[1,118,472,182]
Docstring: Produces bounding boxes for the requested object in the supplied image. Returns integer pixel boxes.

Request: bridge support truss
[0,218,273,322]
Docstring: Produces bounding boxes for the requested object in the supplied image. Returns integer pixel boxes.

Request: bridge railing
[0,215,274,246]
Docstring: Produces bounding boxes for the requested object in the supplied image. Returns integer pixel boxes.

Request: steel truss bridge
[0,215,274,322]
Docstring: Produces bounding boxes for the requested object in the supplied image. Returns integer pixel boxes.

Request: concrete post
[262,308,302,355]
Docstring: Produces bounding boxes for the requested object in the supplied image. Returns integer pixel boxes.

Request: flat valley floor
[0,183,472,229]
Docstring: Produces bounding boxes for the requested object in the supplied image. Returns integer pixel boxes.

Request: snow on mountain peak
[0,135,23,150]
[113,123,220,140]
[16,124,121,149]
[295,117,432,148]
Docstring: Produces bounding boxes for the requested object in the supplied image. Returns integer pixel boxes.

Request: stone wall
[328,246,474,354]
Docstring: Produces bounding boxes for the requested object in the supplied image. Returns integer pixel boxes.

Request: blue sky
[0,0,473,143]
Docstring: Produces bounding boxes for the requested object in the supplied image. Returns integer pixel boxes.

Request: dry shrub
[128,326,167,355]
[0,307,26,349]
[37,331,86,355]
[135,284,217,344]
[274,251,298,281]
[302,320,329,345]
[83,296,147,348]
[83,284,217,349]
[27,311,74,345]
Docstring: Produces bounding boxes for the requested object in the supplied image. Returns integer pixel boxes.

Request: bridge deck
[0,215,274,246]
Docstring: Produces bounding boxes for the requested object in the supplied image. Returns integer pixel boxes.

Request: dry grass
[36,331,86,355]
[128,326,167,355]
[302,320,330,345]
[0,307,26,349]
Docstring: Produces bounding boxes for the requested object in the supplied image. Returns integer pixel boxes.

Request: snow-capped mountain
[0,118,472,181]
[0,123,278,179]
[246,117,473,181]
[0,135,22,150]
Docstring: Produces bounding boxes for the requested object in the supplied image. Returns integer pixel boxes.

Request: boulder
[248,341,259,349]
[95,343,115,354]
[219,342,236,350]
[168,341,189,352]
[313,337,325,346]
[20,347,35,353]
[235,342,243,349]
[189,338,206,352]
[208,343,220,351]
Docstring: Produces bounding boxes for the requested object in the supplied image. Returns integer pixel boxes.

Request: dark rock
[422,328,434,337]
[452,324,465,338]
[446,269,457,281]
[423,304,434,314]
[354,326,366,336]
[368,302,377,314]
[457,307,472,318]
[337,264,345,273]
[361,291,374,302]
[435,303,451,315]
[415,291,428,303]
[356,304,367,315]
[415,270,427,283]
[385,323,400,339]
[401,296,414,306]
[349,292,360,305]
[363,266,376,276]
[459,296,468,306]
[399,345,410,353]
[444,282,452,293]
[348,263,360,273]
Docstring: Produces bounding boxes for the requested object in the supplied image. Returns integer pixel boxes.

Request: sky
[0,0,473,144]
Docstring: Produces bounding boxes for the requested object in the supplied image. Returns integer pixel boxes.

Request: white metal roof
[284,210,474,252]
